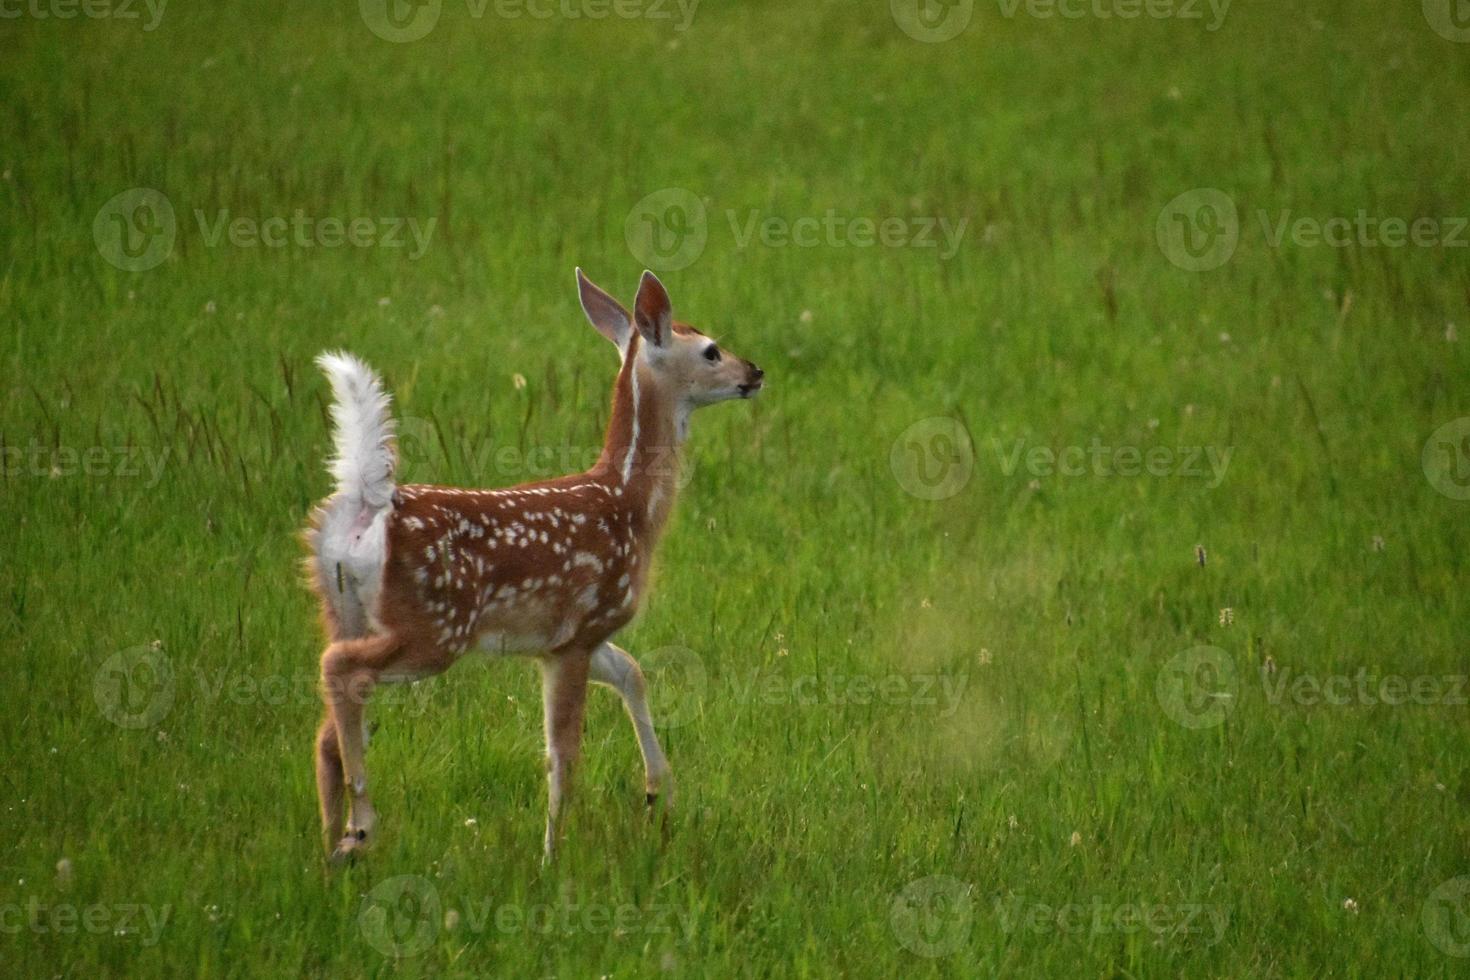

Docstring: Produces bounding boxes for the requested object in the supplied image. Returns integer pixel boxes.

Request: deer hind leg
[539,647,592,864]
[590,642,673,808]
[315,713,345,846]
[320,632,402,862]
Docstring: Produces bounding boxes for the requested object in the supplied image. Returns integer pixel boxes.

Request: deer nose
[751,366,764,381]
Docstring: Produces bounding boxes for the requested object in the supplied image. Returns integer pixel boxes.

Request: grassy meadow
[3,0,1470,975]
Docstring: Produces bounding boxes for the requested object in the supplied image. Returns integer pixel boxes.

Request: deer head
[576,268,765,412]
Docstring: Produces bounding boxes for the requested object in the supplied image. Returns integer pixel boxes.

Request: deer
[303,269,763,863]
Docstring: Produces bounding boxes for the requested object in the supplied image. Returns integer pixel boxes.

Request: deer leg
[320,632,401,862]
[314,712,345,846]
[590,642,673,808]
[539,647,592,864]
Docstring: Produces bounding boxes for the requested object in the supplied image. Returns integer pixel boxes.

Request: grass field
[4,0,1470,975]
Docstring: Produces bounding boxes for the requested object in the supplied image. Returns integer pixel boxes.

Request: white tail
[305,271,764,864]
[315,350,397,510]
[309,352,398,643]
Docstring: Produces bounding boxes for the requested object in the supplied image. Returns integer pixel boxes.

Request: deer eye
[703,345,721,362]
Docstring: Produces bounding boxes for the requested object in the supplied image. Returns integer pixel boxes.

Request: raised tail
[316,351,397,509]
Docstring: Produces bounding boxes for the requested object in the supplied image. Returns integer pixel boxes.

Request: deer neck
[594,341,690,537]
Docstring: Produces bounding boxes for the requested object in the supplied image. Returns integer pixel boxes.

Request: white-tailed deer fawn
[304,270,763,863]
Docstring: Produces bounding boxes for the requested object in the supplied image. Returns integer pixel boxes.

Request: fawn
[304,270,763,862]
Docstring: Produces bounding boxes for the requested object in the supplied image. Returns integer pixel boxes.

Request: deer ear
[576,268,631,351]
[633,270,672,348]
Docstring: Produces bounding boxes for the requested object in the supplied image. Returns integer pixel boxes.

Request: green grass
[4,0,1470,975]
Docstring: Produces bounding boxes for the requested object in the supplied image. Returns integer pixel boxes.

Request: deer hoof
[329,830,371,864]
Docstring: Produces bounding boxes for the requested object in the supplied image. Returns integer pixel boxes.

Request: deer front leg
[320,633,399,863]
[590,642,673,808]
[539,648,592,864]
